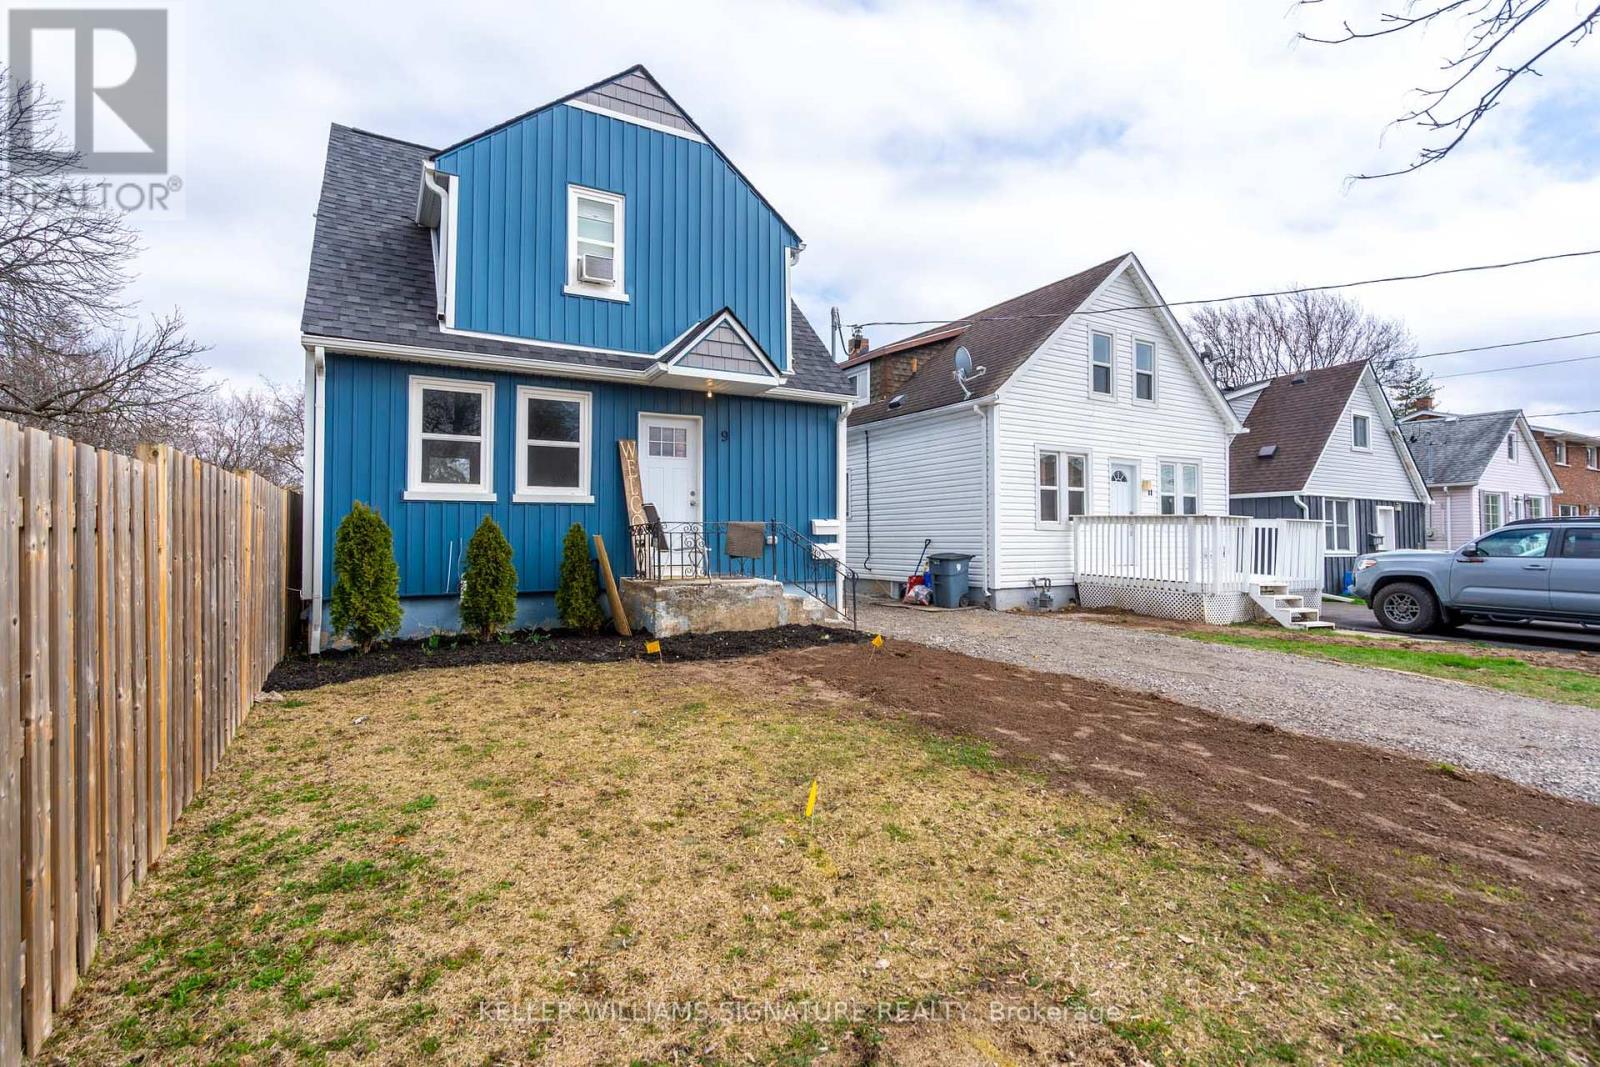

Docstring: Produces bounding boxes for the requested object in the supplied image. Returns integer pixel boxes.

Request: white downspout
[307,345,328,653]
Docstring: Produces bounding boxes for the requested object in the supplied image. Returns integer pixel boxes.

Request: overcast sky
[120,0,1600,432]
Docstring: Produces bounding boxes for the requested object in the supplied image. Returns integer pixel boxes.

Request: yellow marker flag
[645,639,661,656]
[805,779,819,819]
[871,634,884,649]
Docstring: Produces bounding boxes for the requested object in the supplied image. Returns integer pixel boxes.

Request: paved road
[1318,600,1600,654]
[859,604,1600,804]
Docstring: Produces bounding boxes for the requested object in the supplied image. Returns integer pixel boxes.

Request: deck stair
[1249,580,1336,631]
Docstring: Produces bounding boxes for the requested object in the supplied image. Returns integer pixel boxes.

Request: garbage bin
[926,552,974,609]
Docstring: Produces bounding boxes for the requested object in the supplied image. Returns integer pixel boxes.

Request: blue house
[299,66,852,650]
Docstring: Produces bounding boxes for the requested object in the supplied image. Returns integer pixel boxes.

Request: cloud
[116,0,1600,430]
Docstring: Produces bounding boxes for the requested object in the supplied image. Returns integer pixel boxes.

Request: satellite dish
[951,344,987,399]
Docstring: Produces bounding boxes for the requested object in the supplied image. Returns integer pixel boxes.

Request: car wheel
[1373,581,1439,634]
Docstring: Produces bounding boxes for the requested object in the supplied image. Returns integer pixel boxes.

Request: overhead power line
[1528,408,1600,419]
[1433,353,1600,379]
[847,247,1600,330]
[1411,328,1600,361]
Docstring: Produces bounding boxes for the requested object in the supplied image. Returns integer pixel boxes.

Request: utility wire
[847,247,1600,330]
[1528,408,1600,419]
[1433,353,1600,379]
[1411,328,1600,361]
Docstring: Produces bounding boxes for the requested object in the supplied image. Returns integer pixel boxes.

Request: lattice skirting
[1078,583,1253,623]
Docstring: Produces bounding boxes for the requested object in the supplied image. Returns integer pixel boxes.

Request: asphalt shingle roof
[1403,410,1523,486]
[300,124,849,397]
[1229,361,1370,495]
[847,255,1128,426]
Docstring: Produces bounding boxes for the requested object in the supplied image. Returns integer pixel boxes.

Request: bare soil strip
[769,641,1600,1002]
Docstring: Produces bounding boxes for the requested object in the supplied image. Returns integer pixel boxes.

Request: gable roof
[300,124,849,397]
[848,255,1127,426]
[430,65,802,243]
[1402,410,1530,486]
[1228,361,1371,494]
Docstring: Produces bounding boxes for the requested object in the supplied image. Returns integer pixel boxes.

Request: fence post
[1208,516,1223,596]
[136,445,170,857]
[1,423,24,1067]
[19,429,54,1053]
[1185,516,1199,592]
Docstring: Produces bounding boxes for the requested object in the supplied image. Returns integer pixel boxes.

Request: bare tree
[1300,1,1600,178]
[1188,289,1433,407]
[179,382,305,487]
[1,71,136,341]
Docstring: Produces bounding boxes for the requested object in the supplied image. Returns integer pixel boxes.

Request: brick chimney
[1413,394,1434,412]
[845,328,869,361]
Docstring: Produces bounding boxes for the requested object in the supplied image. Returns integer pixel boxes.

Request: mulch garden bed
[266,624,866,692]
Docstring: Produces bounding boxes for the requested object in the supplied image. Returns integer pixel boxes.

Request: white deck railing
[1073,515,1322,594]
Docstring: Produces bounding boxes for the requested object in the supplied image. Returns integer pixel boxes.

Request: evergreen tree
[555,522,604,633]
[460,515,518,639]
[329,501,402,653]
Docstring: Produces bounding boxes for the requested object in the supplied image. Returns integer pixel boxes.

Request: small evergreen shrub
[555,522,604,633]
[460,515,518,639]
[329,501,402,653]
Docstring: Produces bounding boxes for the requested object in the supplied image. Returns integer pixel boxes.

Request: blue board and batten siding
[322,353,838,605]
[1230,495,1427,594]
[436,104,797,366]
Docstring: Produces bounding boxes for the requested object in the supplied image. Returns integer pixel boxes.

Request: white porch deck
[1072,515,1327,626]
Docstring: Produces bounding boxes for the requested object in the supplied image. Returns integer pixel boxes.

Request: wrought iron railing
[628,519,857,626]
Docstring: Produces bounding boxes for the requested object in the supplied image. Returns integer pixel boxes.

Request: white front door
[1375,505,1396,552]
[638,414,702,525]
[1109,462,1138,515]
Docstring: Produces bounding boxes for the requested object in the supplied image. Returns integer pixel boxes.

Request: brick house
[1534,426,1600,516]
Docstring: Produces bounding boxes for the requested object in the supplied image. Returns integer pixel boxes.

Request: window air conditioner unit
[579,253,614,284]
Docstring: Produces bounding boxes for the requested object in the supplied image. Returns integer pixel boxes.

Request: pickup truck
[1352,517,1600,634]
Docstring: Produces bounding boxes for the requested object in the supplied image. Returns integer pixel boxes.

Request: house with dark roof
[843,253,1245,610]
[1400,410,1562,548]
[299,66,853,649]
[1224,362,1430,594]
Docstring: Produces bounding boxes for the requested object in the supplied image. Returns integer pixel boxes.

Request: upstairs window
[1554,439,1568,465]
[1505,433,1516,461]
[407,376,494,500]
[1589,445,1598,469]
[1133,339,1156,401]
[1159,461,1199,515]
[848,371,869,402]
[566,185,626,301]
[1351,414,1370,450]
[1090,332,1114,396]
[516,386,591,502]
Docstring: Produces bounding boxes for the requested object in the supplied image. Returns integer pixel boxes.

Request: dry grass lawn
[43,658,1598,1065]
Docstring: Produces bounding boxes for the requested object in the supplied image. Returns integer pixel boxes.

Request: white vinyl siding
[845,407,988,585]
[1304,374,1423,502]
[1471,418,1552,536]
[992,265,1233,588]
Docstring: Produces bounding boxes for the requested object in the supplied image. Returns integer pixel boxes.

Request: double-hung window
[408,377,495,500]
[1133,339,1156,401]
[1554,439,1568,465]
[1524,495,1544,519]
[1589,445,1598,470]
[1159,461,1199,515]
[516,386,591,502]
[1037,451,1087,525]
[566,185,626,300]
[848,370,869,403]
[1480,491,1504,532]
[1090,332,1114,396]
[1351,414,1370,450]
[1324,498,1354,553]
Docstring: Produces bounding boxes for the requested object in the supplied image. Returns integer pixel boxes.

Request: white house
[1225,361,1431,594]
[843,253,1250,610]
[1401,410,1562,548]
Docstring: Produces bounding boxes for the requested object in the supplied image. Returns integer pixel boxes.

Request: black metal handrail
[626,519,857,627]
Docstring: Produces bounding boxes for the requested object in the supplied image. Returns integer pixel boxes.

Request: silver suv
[1352,517,1600,634]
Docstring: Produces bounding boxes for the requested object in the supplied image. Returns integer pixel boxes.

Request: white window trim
[1157,459,1201,516]
[514,385,594,503]
[1131,336,1157,404]
[1524,495,1545,519]
[406,375,496,501]
[564,184,628,302]
[848,370,869,403]
[1588,445,1598,470]
[1088,329,1116,400]
[1553,439,1568,466]
[1324,497,1354,554]
[1506,433,1517,462]
[1559,504,1580,517]
[1351,413,1371,452]
[1480,491,1505,533]
[1035,447,1089,529]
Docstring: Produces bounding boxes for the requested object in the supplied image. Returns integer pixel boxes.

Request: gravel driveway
[859,604,1600,804]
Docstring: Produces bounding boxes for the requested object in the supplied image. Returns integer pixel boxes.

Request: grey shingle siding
[301,124,850,398]
[574,70,698,134]
[676,322,769,374]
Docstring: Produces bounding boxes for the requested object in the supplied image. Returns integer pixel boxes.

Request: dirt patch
[265,624,866,691]
[768,640,1600,1002]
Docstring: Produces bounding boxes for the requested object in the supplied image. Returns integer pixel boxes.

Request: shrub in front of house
[329,501,402,653]
[460,515,518,639]
[556,522,605,633]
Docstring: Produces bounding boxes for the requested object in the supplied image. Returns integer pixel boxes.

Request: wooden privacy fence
[0,419,297,1063]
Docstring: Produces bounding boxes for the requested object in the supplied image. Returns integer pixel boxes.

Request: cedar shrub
[329,500,402,653]
[460,515,518,639]
[555,521,605,633]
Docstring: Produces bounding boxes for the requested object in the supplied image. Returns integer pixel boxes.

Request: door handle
[1522,563,1548,570]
